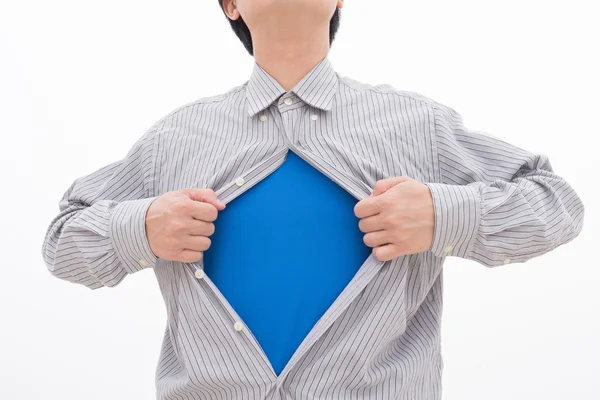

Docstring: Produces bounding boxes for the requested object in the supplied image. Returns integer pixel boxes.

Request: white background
[1,0,598,399]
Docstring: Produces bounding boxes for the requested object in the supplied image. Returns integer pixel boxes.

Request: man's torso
[150,57,445,399]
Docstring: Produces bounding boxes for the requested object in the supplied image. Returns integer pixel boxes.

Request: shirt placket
[181,92,389,390]
[266,94,389,386]
[178,93,320,384]
[182,145,291,382]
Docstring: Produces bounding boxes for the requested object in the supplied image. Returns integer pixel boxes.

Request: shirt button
[233,321,244,332]
[503,258,511,264]
[443,245,453,254]
[259,114,267,122]
[311,114,319,121]
[138,259,149,266]
[194,269,205,279]
[284,98,293,105]
[235,177,245,186]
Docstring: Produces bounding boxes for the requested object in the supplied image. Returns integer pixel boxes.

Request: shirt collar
[246,56,339,117]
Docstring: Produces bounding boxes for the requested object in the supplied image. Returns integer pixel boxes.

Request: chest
[202,150,372,374]
[151,99,437,199]
[149,98,440,380]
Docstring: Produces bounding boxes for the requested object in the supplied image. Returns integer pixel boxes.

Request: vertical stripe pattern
[41,56,585,399]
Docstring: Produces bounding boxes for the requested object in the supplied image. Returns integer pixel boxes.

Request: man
[41,0,585,399]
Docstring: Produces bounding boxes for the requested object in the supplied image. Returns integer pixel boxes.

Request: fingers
[177,249,204,264]
[181,188,226,210]
[188,219,215,237]
[371,176,410,196]
[372,243,402,262]
[363,230,390,248]
[358,214,385,233]
[181,235,212,252]
[187,201,220,222]
[354,198,381,219]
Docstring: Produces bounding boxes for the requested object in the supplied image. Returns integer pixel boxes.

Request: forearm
[425,165,585,266]
[42,197,158,289]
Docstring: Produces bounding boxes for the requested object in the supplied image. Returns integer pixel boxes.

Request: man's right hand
[145,188,226,263]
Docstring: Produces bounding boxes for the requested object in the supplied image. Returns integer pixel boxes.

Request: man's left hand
[354,176,435,261]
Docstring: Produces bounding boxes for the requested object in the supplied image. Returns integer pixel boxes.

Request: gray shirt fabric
[41,56,585,400]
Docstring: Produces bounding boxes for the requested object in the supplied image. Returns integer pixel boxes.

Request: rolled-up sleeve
[41,125,160,289]
[424,104,585,266]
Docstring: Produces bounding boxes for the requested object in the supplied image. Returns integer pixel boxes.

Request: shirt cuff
[109,197,159,274]
[423,183,481,259]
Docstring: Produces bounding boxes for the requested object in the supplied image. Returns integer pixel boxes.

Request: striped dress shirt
[41,55,585,399]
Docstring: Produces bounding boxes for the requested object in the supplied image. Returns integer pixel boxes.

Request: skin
[146,0,436,263]
[221,0,344,91]
[354,177,435,262]
[146,189,225,263]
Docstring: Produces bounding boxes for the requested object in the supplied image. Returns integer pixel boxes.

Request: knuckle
[206,223,216,236]
[200,237,211,251]
[382,213,400,228]
[210,206,219,219]
[169,220,186,232]
[198,189,215,201]
[380,214,392,227]
[379,196,393,208]
[372,248,383,261]
[203,206,218,222]
[358,219,366,232]
[173,200,191,214]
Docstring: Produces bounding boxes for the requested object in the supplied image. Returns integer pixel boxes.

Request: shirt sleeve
[41,125,161,289]
[423,103,585,266]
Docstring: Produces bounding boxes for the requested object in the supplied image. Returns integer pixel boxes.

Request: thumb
[371,176,410,197]
[181,188,226,210]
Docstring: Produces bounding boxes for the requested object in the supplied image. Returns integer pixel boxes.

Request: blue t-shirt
[203,150,371,375]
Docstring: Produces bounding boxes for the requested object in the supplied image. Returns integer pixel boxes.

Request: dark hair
[217,1,341,56]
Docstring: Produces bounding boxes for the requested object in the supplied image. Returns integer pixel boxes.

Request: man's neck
[252,27,330,92]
